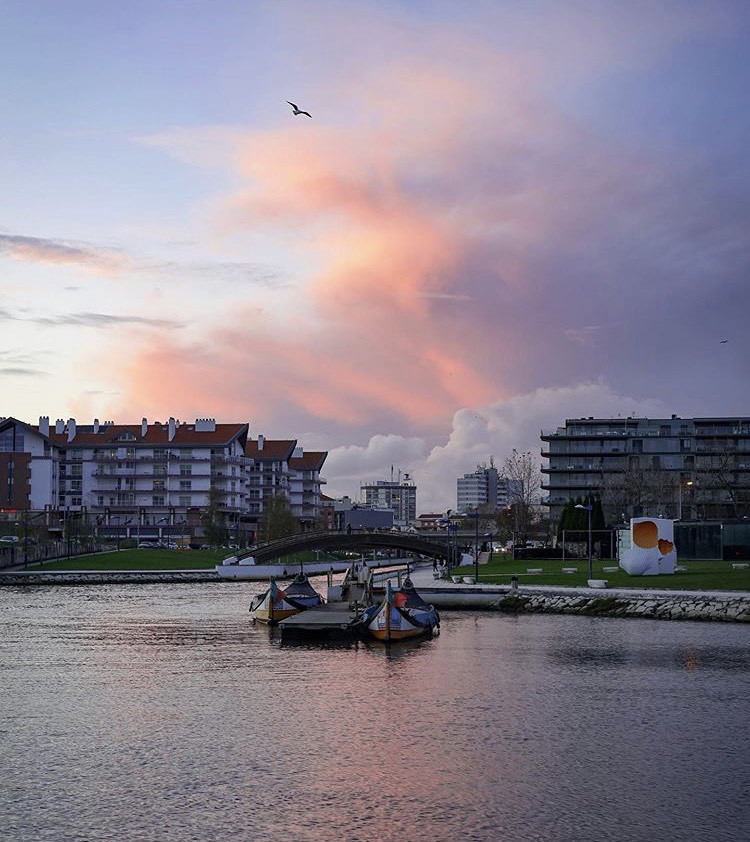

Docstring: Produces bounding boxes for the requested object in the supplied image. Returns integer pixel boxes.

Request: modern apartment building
[541,415,750,523]
[456,461,520,513]
[288,448,327,528]
[0,417,328,541]
[244,436,296,522]
[243,436,328,531]
[360,475,417,526]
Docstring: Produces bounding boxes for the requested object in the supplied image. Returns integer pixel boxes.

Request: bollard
[511,574,519,591]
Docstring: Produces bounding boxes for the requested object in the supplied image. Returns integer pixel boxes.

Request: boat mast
[385,581,392,641]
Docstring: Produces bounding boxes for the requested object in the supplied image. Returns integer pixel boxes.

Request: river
[1,581,748,841]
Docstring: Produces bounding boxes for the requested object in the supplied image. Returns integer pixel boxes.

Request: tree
[599,461,675,522]
[701,451,744,519]
[201,486,227,546]
[494,506,514,544]
[502,449,542,545]
[257,494,299,543]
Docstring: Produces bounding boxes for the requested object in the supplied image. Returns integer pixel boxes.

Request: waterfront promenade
[1,561,748,622]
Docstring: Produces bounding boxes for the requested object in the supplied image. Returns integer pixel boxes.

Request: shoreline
[1,568,748,622]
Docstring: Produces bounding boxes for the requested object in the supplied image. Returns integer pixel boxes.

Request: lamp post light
[575,503,593,581]
[470,507,481,583]
[156,516,169,545]
[678,479,694,521]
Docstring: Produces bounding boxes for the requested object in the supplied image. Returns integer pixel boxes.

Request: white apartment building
[1,417,329,541]
[288,447,328,528]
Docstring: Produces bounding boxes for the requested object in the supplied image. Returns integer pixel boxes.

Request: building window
[98,496,104,506]
[153,480,165,492]
[179,480,192,492]
[179,495,191,507]
[152,495,165,506]
[180,465,192,476]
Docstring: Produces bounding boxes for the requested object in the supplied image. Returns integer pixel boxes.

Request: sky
[1,0,749,512]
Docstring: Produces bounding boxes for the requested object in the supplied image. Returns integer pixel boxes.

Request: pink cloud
[95,0,747,440]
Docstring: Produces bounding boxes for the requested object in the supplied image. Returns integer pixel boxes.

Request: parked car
[137,541,158,548]
[0,535,20,543]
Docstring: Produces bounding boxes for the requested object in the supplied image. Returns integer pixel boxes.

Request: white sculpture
[619,518,676,576]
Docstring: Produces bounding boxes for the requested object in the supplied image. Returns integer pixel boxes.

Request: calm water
[1,582,748,842]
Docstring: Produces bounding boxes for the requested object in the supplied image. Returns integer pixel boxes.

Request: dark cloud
[0,367,47,377]
[0,307,183,329]
[32,312,184,329]
[0,232,124,270]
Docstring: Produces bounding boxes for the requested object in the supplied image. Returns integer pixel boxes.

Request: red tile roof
[244,439,297,460]
[289,451,327,471]
[47,422,249,448]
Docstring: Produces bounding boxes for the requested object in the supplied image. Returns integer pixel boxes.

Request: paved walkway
[406,563,750,600]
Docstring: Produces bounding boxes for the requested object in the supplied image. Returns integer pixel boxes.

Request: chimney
[66,418,76,443]
[195,417,216,432]
[257,434,264,451]
[39,416,50,436]
[141,417,148,437]
[168,417,176,442]
[55,418,64,434]
[93,418,100,434]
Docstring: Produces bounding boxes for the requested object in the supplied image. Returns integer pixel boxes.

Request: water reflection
[0,585,748,842]
[549,642,750,673]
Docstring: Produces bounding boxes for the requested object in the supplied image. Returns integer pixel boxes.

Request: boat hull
[361,602,439,642]
[254,607,300,625]
[368,625,432,641]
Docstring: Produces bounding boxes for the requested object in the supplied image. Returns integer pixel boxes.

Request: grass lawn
[449,556,750,592]
[26,547,352,572]
[28,548,229,571]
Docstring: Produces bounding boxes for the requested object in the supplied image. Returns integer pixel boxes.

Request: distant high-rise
[360,472,416,525]
[457,461,518,512]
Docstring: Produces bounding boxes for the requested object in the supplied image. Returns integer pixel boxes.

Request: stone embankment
[0,570,221,587]
[490,590,749,623]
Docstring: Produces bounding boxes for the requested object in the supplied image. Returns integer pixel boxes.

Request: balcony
[694,426,750,437]
[210,455,251,466]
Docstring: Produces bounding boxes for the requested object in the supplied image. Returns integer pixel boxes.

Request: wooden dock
[278,601,362,635]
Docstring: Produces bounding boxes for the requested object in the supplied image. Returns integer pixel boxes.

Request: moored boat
[357,578,440,642]
[249,576,324,625]
[283,572,326,609]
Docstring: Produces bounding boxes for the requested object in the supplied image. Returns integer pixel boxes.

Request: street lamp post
[678,479,694,521]
[575,504,593,581]
[472,507,480,583]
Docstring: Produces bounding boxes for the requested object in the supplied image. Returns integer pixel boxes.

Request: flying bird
[720,339,728,344]
[287,101,311,118]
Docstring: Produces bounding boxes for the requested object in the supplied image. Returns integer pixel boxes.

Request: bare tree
[502,449,542,544]
[599,461,679,521]
[699,451,742,518]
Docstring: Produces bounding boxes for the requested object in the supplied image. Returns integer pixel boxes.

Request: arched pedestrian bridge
[238,529,456,565]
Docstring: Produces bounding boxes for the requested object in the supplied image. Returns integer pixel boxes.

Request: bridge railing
[238,529,453,563]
